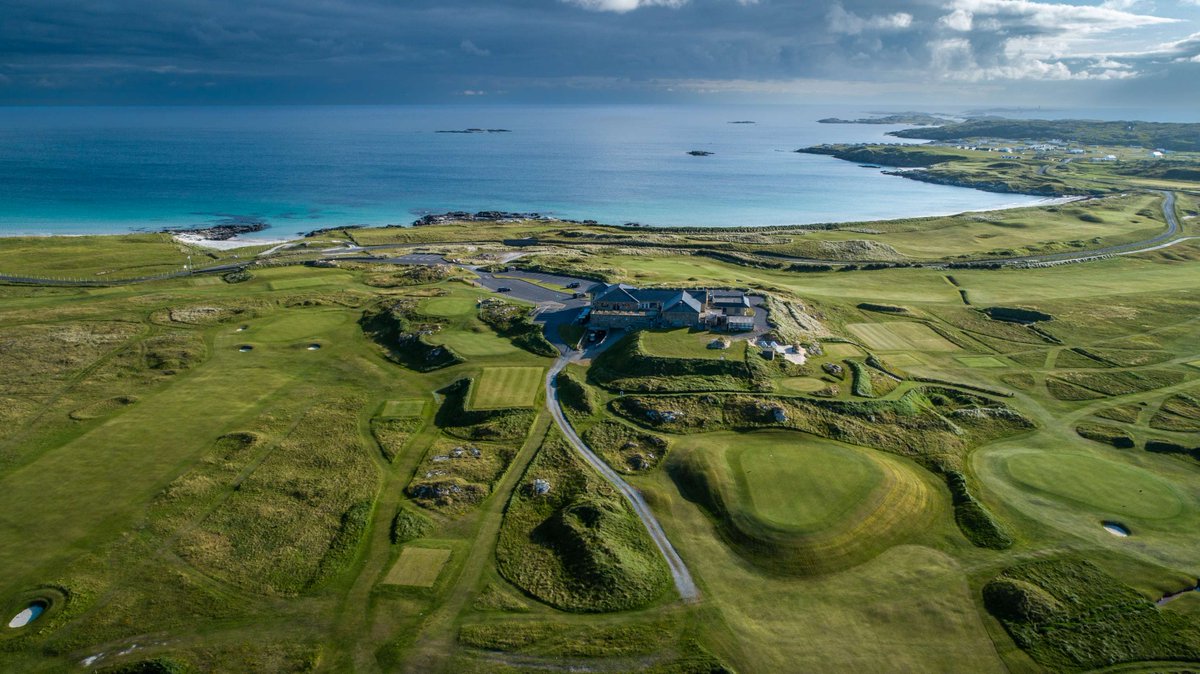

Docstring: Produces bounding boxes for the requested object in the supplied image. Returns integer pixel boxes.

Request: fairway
[381,399,426,417]
[880,353,922,367]
[1188,360,1200,370]
[420,296,478,317]
[1001,451,1184,520]
[268,276,343,291]
[779,377,827,393]
[470,367,543,409]
[847,322,960,352]
[821,343,864,358]
[956,355,1008,368]
[383,547,452,587]
[255,310,349,342]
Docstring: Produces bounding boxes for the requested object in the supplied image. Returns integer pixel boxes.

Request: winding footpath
[544,354,700,602]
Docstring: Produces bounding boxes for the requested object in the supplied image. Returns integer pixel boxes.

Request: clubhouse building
[587,283,756,332]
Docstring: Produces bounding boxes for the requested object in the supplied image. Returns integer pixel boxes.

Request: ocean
[0,104,1070,239]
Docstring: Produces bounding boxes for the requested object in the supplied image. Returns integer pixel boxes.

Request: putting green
[956,355,1008,368]
[470,367,543,410]
[255,311,349,342]
[730,440,883,532]
[439,330,522,357]
[779,377,827,393]
[420,296,478,317]
[1002,452,1184,520]
[846,322,960,352]
[676,431,935,574]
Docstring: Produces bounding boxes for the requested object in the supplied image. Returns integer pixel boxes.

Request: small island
[688,150,715,157]
[818,112,955,126]
[435,128,512,134]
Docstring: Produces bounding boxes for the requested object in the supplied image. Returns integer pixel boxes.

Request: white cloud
[938,8,974,31]
[559,0,756,11]
[559,0,688,12]
[460,39,489,56]
[828,4,914,35]
[945,0,1177,34]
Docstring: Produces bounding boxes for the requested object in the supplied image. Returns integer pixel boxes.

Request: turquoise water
[0,105,1054,239]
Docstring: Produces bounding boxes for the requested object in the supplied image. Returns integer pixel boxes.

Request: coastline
[0,193,1089,245]
[171,232,291,251]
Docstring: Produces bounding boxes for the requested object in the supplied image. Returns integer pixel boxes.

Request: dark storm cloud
[0,0,1195,104]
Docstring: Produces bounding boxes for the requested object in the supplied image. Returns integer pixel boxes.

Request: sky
[1,0,1199,107]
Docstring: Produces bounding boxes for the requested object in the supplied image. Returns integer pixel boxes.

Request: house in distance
[587,283,756,332]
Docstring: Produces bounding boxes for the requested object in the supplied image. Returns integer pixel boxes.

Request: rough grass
[589,332,765,393]
[173,394,379,595]
[984,559,1200,671]
[495,431,672,612]
[1047,369,1186,400]
[1150,392,1200,432]
[1075,422,1136,449]
[477,300,557,357]
[391,507,434,544]
[436,378,537,441]
[407,437,517,515]
[582,420,669,474]
[371,417,423,462]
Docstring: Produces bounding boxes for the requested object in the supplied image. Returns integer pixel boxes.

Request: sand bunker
[1102,521,1131,537]
[7,601,46,629]
[235,325,249,332]
[307,343,322,351]
[238,345,253,352]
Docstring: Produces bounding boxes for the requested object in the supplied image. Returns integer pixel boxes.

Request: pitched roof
[593,283,639,304]
[663,291,702,314]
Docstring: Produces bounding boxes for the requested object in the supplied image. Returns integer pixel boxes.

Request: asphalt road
[544,354,699,602]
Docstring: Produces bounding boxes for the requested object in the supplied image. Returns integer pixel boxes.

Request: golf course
[0,147,1198,672]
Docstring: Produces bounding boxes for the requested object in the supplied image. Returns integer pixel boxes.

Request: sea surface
[0,104,1107,239]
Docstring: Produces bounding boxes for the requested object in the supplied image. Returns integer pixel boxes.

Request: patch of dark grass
[1075,423,1136,449]
[984,558,1200,671]
[371,417,423,462]
[556,370,596,418]
[391,507,433,544]
[1048,369,1185,400]
[436,378,537,442]
[359,300,464,372]
[478,299,557,357]
[458,618,677,658]
[495,431,671,612]
[582,420,669,474]
[1094,403,1141,424]
[589,332,766,393]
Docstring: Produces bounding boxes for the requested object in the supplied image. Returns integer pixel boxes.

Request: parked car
[566,281,581,289]
[497,287,512,293]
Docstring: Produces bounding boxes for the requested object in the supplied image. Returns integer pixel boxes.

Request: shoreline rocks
[163,217,269,240]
